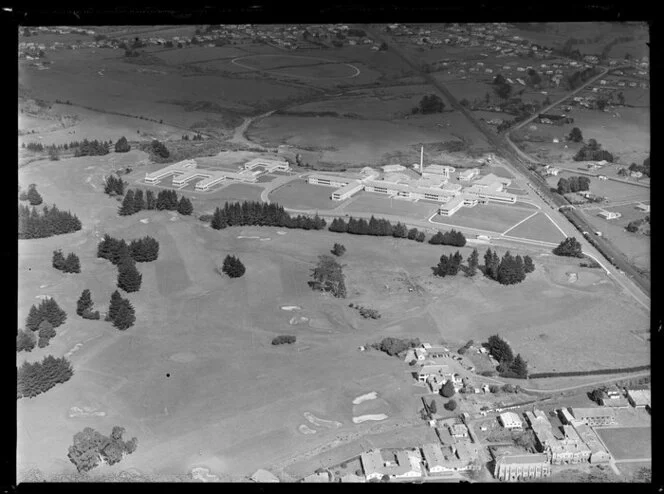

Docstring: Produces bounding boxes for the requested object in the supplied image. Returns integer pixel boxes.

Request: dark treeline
[74,139,111,157]
[530,364,650,379]
[19,204,82,239]
[23,138,115,154]
[557,176,591,194]
[329,216,426,242]
[483,248,534,285]
[429,229,467,247]
[17,355,74,399]
[118,188,193,216]
[210,201,326,231]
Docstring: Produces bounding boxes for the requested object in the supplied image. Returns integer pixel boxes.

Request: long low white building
[145,158,289,191]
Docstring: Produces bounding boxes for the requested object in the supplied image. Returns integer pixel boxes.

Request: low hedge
[529,364,650,380]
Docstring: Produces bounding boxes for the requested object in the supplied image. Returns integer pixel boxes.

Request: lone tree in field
[106,291,136,330]
[150,139,170,159]
[26,184,43,206]
[440,380,456,398]
[104,175,126,196]
[177,196,194,216]
[114,136,131,153]
[272,335,296,345]
[310,254,346,298]
[429,399,437,414]
[553,237,583,258]
[568,127,583,143]
[222,255,246,278]
[331,243,346,257]
[444,399,458,411]
[414,94,445,114]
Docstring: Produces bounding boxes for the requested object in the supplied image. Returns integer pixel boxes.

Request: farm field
[544,173,649,203]
[431,204,536,235]
[268,180,339,211]
[343,193,439,220]
[155,46,254,65]
[596,427,651,461]
[615,460,651,482]
[502,212,566,243]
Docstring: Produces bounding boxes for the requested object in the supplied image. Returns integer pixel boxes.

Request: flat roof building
[626,389,651,408]
[421,164,456,179]
[499,412,523,430]
[571,423,612,464]
[382,164,406,173]
[636,203,650,213]
[144,159,261,191]
[417,364,450,382]
[332,180,364,201]
[360,449,421,480]
[494,454,551,481]
[570,407,616,427]
[598,211,621,220]
[458,168,480,181]
[421,443,447,474]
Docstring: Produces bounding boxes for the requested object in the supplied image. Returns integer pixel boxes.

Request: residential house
[599,397,630,408]
[598,211,621,220]
[360,449,421,481]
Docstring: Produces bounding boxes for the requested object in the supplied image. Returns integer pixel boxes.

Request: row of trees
[433,251,464,277]
[272,335,296,345]
[68,426,138,473]
[573,138,614,162]
[17,355,74,399]
[221,255,246,278]
[486,335,528,378]
[73,139,111,157]
[19,204,82,239]
[104,175,127,196]
[557,176,591,194]
[210,201,326,231]
[19,184,43,205]
[310,254,346,298]
[428,229,467,247]
[76,289,101,320]
[329,216,426,242]
[97,234,160,265]
[52,250,81,273]
[119,189,193,216]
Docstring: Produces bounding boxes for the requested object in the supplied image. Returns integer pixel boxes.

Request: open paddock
[156,46,252,65]
[269,179,339,211]
[596,427,651,461]
[431,204,536,235]
[502,212,566,243]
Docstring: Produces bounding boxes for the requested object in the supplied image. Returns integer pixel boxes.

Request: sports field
[269,180,339,211]
[431,204,535,235]
[343,193,438,220]
[596,427,651,461]
[502,212,567,243]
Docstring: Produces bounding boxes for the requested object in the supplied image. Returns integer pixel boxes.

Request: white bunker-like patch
[237,235,261,239]
[304,412,342,429]
[65,343,83,358]
[281,305,301,311]
[68,406,106,418]
[140,218,150,224]
[298,424,317,435]
[169,352,197,363]
[289,316,309,326]
[276,231,287,235]
[191,467,219,482]
[566,272,578,283]
[352,414,388,424]
[352,392,378,405]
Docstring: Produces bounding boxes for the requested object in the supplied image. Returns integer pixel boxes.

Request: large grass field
[596,427,651,461]
[431,204,536,235]
[502,212,566,243]
[343,193,439,221]
[17,152,649,481]
[268,179,339,211]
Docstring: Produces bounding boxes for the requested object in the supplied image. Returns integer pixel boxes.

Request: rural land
[18,21,650,484]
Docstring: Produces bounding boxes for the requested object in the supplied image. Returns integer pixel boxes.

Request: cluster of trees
[349,303,381,319]
[428,230,466,247]
[68,426,138,473]
[17,328,37,352]
[17,355,74,399]
[210,201,326,231]
[19,184,43,205]
[76,289,101,320]
[181,133,204,141]
[149,139,170,159]
[118,189,193,216]
[563,67,600,91]
[19,204,82,239]
[433,251,464,277]
[103,175,126,196]
[73,139,111,157]
[457,339,474,355]
[98,234,160,265]
[24,142,45,152]
[492,74,513,100]
[329,216,426,242]
[553,237,583,258]
[568,127,583,143]
[626,215,649,234]
[444,399,458,411]
[412,94,445,114]
[36,320,57,348]
[26,297,67,332]
[114,136,131,153]
[557,176,591,194]
[486,335,528,378]
[627,157,650,177]
[526,68,542,87]
[440,380,456,398]
[106,290,136,330]
[370,337,421,357]
[222,255,246,278]
[573,138,614,162]
[271,335,296,345]
[52,250,81,273]
[309,254,346,298]
[331,243,346,257]
[483,249,534,285]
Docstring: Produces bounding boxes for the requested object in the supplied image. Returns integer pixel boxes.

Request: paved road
[364,26,649,310]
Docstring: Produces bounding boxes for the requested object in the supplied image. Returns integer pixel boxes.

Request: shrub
[272,335,296,345]
[440,380,456,398]
[222,255,246,278]
[444,399,458,411]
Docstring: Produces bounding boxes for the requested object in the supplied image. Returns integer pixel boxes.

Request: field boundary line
[542,212,568,238]
[501,211,539,236]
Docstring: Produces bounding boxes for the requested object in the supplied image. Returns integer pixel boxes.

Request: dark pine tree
[118,189,136,216]
[132,189,145,213]
[106,291,123,322]
[112,300,136,330]
[37,320,57,348]
[52,250,67,271]
[467,248,479,277]
[145,189,156,210]
[523,255,535,273]
[27,185,43,206]
[510,353,529,378]
[177,196,193,216]
[64,253,81,273]
[117,259,142,292]
[114,136,131,153]
[17,329,36,352]
[210,207,228,230]
[76,289,93,316]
